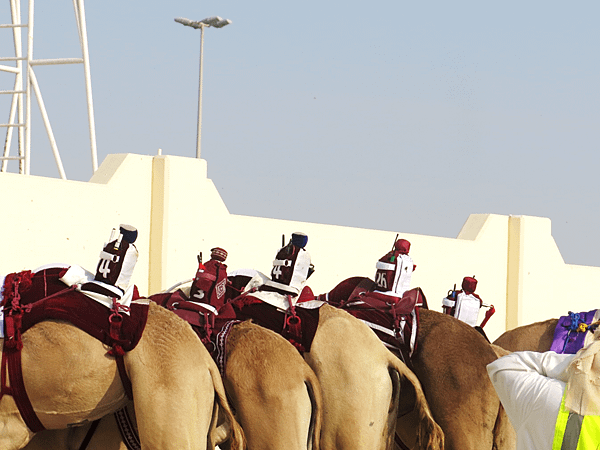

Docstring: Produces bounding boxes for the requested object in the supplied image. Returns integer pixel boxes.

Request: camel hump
[493,318,559,352]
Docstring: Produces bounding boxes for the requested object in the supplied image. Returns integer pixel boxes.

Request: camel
[0,301,244,450]
[492,319,557,352]
[303,304,444,450]
[223,320,322,450]
[408,309,515,450]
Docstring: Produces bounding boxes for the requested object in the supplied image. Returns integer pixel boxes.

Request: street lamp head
[213,19,232,28]
[175,17,200,29]
[175,16,232,30]
[200,16,222,26]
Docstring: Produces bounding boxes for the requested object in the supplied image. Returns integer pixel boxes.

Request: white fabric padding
[454,292,481,326]
[392,254,413,296]
[442,298,456,308]
[59,265,90,287]
[115,245,138,291]
[289,249,311,292]
[375,261,396,271]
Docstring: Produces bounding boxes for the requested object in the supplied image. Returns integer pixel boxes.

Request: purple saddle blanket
[550,309,597,354]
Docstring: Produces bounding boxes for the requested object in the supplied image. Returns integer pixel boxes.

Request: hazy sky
[2,1,599,266]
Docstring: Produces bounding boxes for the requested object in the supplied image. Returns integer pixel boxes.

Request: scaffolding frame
[0,0,97,179]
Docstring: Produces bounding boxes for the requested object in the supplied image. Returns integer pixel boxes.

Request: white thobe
[487,351,576,450]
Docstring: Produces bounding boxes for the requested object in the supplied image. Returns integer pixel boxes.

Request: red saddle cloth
[1,268,148,432]
[151,284,320,381]
[319,276,427,364]
[150,290,218,353]
[223,293,321,353]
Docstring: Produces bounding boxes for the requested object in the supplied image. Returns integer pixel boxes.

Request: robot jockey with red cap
[374,238,416,297]
[442,276,495,336]
[189,247,229,311]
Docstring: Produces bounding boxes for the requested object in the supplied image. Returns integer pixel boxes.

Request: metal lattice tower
[0,0,97,179]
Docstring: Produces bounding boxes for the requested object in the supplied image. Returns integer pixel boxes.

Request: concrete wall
[2,153,600,342]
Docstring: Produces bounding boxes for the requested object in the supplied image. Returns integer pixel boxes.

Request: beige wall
[2,153,599,342]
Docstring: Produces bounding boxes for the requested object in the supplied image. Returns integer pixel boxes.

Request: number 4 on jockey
[93,224,139,295]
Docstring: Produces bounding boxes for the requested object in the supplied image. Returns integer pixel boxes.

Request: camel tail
[304,368,323,450]
[208,363,246,450]
[490,344,516,449]
[387,356,445,450]
[492,402,516,450]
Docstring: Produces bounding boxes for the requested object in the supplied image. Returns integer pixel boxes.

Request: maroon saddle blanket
[1,267,149,433]
[2,268,148,351]
[150,289,218,353]
[317,276,427,363]
[225,294,321,353]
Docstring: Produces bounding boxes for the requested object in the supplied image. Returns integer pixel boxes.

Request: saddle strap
[116,355,134,400]
[1,341,46,432]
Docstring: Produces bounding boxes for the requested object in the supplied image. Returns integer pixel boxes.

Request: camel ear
[397,371,418,417]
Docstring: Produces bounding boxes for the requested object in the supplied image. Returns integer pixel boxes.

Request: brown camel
[405,309,515,450]
[304,304,444,450]
[493,319,560,353]
[1,301,244,450]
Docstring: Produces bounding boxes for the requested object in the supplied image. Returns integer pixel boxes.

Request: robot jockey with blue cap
[76,224,139,300]
[217,232,317,352]
[270,232,314,296]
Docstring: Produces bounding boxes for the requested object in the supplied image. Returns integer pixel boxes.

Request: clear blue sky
[2,1,599,266]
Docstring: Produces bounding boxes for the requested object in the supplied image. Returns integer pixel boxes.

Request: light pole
[175,16,232,159]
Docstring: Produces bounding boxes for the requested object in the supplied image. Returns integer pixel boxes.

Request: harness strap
[108,300,134,400]
[6,345,45,432]
[77,419,101,450]
[0,274,46,432]
[115,406,142,450]
[283,295,303,351]
[394,433,411,450]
